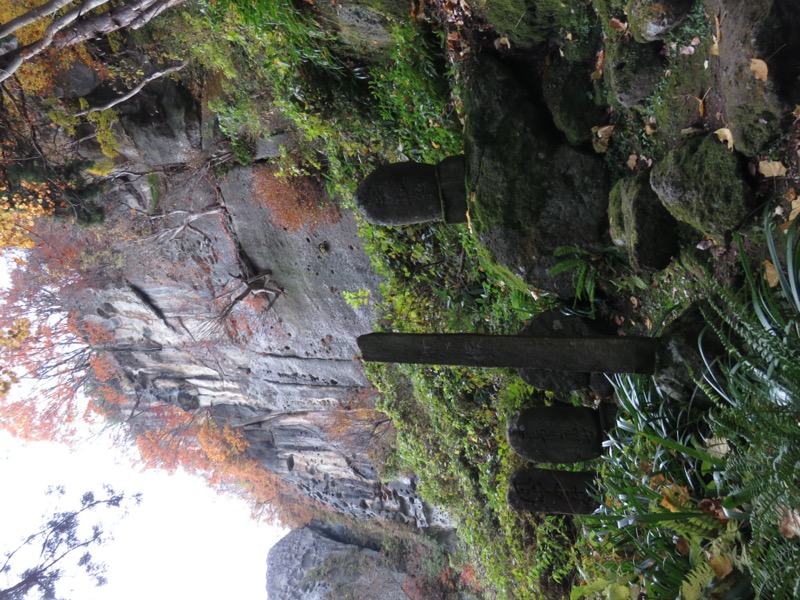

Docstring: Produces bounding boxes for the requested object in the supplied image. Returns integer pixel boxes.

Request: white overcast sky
[0,258,289,599]
[0,430,289,599]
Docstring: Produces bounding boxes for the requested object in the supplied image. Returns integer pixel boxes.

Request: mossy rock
[608,171,679,271]
[649,134,753,239]
[474,0,594,50]
[315,0,397,60]
[703,0,788,156]
[650,41,712,144]
[626,0,692,42]
[463,54,609,295]
[604,37,664,108]
[542,55,607,146]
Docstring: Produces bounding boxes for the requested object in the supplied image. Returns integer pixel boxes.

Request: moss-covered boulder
[463,54,609,296]
[604,37,664,108]
[702,0,787,157]
[474,0,592,50]
[608,171,679,271]
[649,134,753,239]
[315,0,398,60]
[627,0,692,42]
[542,55,607,146]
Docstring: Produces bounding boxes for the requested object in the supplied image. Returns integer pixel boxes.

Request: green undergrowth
[146,0,461,197]
[372,361,580,598]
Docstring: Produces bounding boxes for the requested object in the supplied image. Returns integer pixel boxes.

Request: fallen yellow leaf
[758,160,787,177]
[709,554,733,580]
[627,154,638,170]
[764,260,779,288]
[644,124,657,136]
[714,128,734,151]
[689,95,705,117]
[750,58,768,81]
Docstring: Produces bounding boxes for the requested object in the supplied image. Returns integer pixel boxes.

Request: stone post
[357,332,659,374]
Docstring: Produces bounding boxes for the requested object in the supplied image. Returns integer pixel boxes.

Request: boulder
[649,134,753,239]
[542,55,607,146]
[604,37,664,108]
[608,171,679,271]
[266,527,409,600]
[463,54,610,296]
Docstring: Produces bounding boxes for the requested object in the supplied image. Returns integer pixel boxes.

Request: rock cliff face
[75,80,450,529]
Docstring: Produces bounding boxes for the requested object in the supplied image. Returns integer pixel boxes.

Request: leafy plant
[700,212,800,597]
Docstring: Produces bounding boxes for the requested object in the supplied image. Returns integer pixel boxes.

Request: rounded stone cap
[354,162,441,225]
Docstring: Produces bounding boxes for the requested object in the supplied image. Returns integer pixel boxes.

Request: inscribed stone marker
[508,467,597,515]
[507,406,603,464]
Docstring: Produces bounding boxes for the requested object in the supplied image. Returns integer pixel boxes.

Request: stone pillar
[357,332,659,374]
[354,156,467,225]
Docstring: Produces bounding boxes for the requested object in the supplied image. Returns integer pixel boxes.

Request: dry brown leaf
[609,17,627,31]
[494,36,511,50]
[750,58,769,81]
[758,160,787,178]
[644,124,657,136]
[627,154,638,170]
[590,49,605,80]
[778,506,800,538]
[676,538,690,556]
[595,124,615,138]
[788,188,798,202]
[714,128,734,151]
[791,198,800,221]
[709,554,733,580]
[764,260,779,288]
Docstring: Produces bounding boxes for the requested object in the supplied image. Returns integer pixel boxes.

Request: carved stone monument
[353,155,467,225]
[506,406,604,464]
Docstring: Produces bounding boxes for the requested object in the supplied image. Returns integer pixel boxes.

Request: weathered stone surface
[359,332,660,374]
[542,55,606,146]
[117,79,203,167]
[463,54,610,297]
[605,38,664,108]
[702,0,791,157]
[437,155,468,223]
[507,406,604,463]
[267,527,409,600]
[53,60,101,98]
[508,467,597,515]
[608,171,679,271]
[627,0,693,42]
[650,134,753,238]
